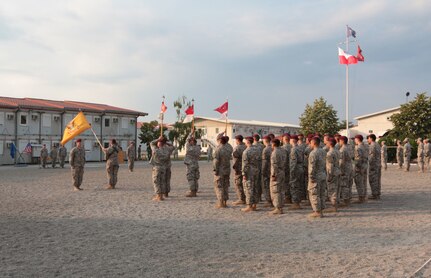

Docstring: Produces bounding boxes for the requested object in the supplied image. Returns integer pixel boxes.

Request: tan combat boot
[164,193,169,198]
[353,196,366,204]
[215,201,223,209]
[241,205,253,212]
[263,201,274,208]
[222,200,228,208]
[186,191,197,197]
[106,185,115,190]
[152,194,162,201]
[232,200,245,205]
[308,211,323,218]
[289,203,302,210]
[270,208,284,215]
[251,204,258,211]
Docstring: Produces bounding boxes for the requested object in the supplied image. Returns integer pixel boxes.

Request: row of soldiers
[212,132,386,218]
[40,144,68,168]
[395,138,431,172]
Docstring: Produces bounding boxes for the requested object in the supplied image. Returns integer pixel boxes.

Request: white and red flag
[356,45,364,62]
[214,101,228,120]
[338,47,358,65]
[161,101,167,113]
[183,104,194,123]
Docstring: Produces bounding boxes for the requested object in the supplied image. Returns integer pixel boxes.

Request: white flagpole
[345,25,350,138]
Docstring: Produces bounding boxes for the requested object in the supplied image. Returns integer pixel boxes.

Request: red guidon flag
[214,101,228,120]
[183,105,194,123]
[161,101,167,113]
[356,45,364,62]
[338,47,358,65]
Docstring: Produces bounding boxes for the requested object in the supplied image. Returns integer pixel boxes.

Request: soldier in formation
[241,136,260,212]
[70,139,85,191]
[381,141,388,171]
[325,137,340,212]
[281,134,291,204]
[417,138,425,173]
[396,140,404,169]
[354,135,368,204]
[40,144,48,168]
[367,134,381,200]
[184,131,201,197]
[207,144,213,162]
[289,135,303,210]
[261,136,274,208]
[232,135,246,205]
[50,144,58,168]
[58,144,67,168]
[150,136,172,201]
[269,139,285,215]
[253,134,264,201]
[213,133,232,208]
[339,136,353,207]
[424,139,431,172]
[127,141,136,172]
[307,136,327,218]
[103,139,120,189]
[403,138,412,172]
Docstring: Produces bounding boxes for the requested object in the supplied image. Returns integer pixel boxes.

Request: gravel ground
[0,161,430,278]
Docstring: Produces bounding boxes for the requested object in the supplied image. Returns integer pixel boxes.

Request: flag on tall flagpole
[347,26,356,38]
[356,45,364,62]
[23,143,32,154]
[214,101,228,120]
[60,112,91,145]
[183,104,194,123]
[338,47,358,65]
[159,99,167,121]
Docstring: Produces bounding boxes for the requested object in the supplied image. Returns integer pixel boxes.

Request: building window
[20,114,27,125]
[215,128,219,134]
[104,118,110,127]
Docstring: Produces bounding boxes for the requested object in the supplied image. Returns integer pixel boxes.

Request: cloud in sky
[0,0,430,124]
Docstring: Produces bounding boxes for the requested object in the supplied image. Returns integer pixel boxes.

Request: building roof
[354,107,400,120]
[0,96,147,116]
[194,116,300,128]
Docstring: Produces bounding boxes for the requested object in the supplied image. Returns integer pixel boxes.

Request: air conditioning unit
[130,119,136,124]
[113,117,119,123]
[7,114,14,120]
[53,116,60,121]
[94,117,100,123]
[31,114,38,121]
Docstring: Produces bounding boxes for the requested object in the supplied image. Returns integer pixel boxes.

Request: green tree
[390,93,431,139]
[299,97,340,135]
[170,96,199,150]
[138,120,160,145]
[338,120,354,131]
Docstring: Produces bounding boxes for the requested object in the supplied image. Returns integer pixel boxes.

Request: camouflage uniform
[40,147,48,168]
[303,145,312,200]
[425,141,431,172]
[297,141,307,200]
[403,142,412,171]
[127,143,136,172]
[368,141,381,197]
[150,139,171,195]
[58,146,67,168]
[308,148,327,212]
[396,144,404,168]
[70,146,85,189]
[242,145,260,206]
[104,145,120,188]
[232,142,247,202]
[50,146,58,168]
[253,141,264,201]
[262,145,273,203]
[213,143,232,203]
[381,144,388,170]
[326,147,341,205]
[207,145,213,161]
[354,143,368,198]
[290,143,304,204]
[184,134,201,192]
[417,141,425,172]
[339,144,353,201]
[281,143,291,201]
[270,146,286,209]
[164,145,176,194]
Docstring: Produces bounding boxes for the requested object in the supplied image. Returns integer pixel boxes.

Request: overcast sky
[1,0,430,124]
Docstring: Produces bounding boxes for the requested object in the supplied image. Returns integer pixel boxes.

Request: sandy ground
[0,161,430,278]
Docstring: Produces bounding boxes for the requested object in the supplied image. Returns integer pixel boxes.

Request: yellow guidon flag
[60,112,91,145]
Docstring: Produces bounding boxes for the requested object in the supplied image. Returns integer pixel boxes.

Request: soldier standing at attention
[40,144,48,168]
[213,134,232,208]
[103,139,120,189]
[417,138,425,173]
[269,139,285,215]
[281,134,291,204]
[241,137,260,212]
[127,141,136,172]
[58,144,67,168]
[339,136,353,207]
[403,138,412,172]
[289,135,303,210]
[164,140,176,198]
[325,137,341,212]
[150,136,170,201]
[50,144,58,168]
[303,135,314,202]
[381,141,388,171]
[184,131,201,197]
[70,139,85,191]
[424,139,431,172]
[232,135,247,205]
[367,134,381,200]
[307,136,327,218]
[396,140,404,169]
[207,145,213,162]
[297,134,307,201]
[253,134,264,202]
[353,135,368,204]
[261,136,273,208]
